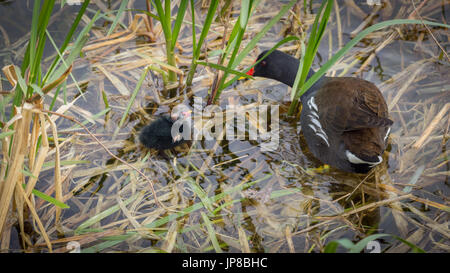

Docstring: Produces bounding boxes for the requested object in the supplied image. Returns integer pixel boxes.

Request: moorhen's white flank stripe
[307,96,318,112]
[384,127,391,142]
[307,96,329,147]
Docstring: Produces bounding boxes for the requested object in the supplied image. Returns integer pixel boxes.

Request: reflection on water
[0,1,448,252]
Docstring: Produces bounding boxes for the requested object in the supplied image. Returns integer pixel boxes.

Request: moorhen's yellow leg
[306,164,330,175]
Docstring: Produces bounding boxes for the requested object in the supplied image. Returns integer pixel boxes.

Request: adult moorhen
[247,50,393,173]
[139,105,192,152]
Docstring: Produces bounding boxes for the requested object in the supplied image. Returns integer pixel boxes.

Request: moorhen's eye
[261,61,267,66]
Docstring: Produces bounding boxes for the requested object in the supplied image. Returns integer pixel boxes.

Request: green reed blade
[113,66,150,137]
[288,0,333,115]
[107,0,128,36]
[196,61,253,79]
[43,0,90,84]
[288,19,450,115]
[172,0,189,48]
[185,0,219,86]
[201,212,223,253]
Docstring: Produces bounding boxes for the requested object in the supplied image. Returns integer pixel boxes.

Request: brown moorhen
[247,50,393,173]
[139,105,191,152]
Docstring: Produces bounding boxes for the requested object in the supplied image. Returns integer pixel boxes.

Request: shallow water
[0,0,449,253]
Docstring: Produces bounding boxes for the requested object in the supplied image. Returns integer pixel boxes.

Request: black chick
[139,107,191,152]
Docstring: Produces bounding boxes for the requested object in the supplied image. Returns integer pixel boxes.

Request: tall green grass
[149,0,297,102]
[185,0,220,87]
[287,1,450,115]
[152,0,189,83]
[10,0,94,111]
[191,0,298,104]
[288,0,333,115]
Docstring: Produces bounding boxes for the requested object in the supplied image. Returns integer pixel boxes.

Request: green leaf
[185,0,220,86]
[187,178,215,214]
[42,160,90,169]
[21,184,69,209]
[76,193,140,232]
[31,83,45,97]
[196,61,253,78]
[171,0,189,48]
[21,168,37,179]
[231,0,297,69]
[107,0,128,36]
[190,0,196,52]
[350,234,390,253]
[240,0,250,29]
[288,0,333,115]
[101,90,109,109]
[208,49,224,58]
[14,66,28,97]
[114,66,150,137]
[201,212,223,253]
[324,241,339,253]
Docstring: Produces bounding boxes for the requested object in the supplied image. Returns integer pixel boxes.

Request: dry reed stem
[238,226,251,253]
[45,114,63,228]
[387,62,425,111]
[320,194,412,219]
[96,64,130,96]
[49,229,123,252]
[410,0,450,62]
[83,14,149,52]
[161,220,178,253]
[378,184,450,212]
[413,103,450,149]
[25,113,49,197]
[0,103,32,236]
[16,179,53,252]
[1,65,17,92]
[285,226,295,253]
[350,5,382,37]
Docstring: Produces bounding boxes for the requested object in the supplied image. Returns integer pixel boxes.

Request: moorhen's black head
[246,50,302,87]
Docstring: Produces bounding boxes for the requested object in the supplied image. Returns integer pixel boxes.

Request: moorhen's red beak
[246,67,255,76]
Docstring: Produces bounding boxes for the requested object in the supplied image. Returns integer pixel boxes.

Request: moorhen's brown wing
[315,77,392,160]
[315,77,393,133]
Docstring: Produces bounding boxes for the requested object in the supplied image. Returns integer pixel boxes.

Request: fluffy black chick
[139,107,191,152]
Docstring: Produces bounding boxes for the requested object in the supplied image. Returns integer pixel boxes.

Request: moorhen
[139,105,192,152]
[247,50,393,173]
